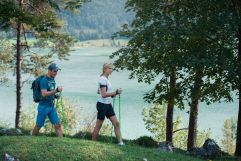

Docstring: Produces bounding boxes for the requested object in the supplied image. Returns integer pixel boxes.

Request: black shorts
[96,102,115,120]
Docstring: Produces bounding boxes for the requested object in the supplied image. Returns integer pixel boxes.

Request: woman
[92,62,124,145]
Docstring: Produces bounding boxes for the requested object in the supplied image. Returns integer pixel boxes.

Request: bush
[133,136,159,148]
[142,104,211,150]
[20,97,78,135]
[20,97,112,137]
[221,117,236,154]
[77,110,112,136]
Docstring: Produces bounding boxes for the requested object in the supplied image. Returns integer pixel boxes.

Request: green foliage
[111,0,240,150]
[0,121,11,129]
[111,0,238,107]
[19,97,112,136]
[0,0,134,40]
[195,130,212,148]
[222,117,237,154]
[19,106,36,132]
[75,110,112,137]
[142,104,211,150]
[0,38,15,85]
[64,0,90,12]
[142,104,168,141]
[133,136,159,148]
[0,0,87,128]
[20,97,78,135]
[0,0,85,78]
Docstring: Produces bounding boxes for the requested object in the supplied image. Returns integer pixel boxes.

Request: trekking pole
[59,92,67,136]
[110,97,115,143]
[118,94,121,130]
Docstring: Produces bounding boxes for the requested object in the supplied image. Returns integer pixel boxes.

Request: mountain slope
[60,0,134,40]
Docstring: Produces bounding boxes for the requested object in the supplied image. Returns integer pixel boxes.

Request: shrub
[20,97,78,135]
[20,97,112,137]
[221,117,236,154]
[142,104,211,150]
[133,136,159,148]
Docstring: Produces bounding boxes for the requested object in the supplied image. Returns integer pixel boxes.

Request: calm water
[0,47,239,140]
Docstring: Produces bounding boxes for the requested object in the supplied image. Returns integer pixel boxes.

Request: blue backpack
[31,75,46,103]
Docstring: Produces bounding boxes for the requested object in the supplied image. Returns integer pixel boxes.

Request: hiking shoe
[117,142,125,146]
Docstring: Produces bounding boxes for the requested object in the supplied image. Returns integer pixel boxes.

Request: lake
[0,47,239,141]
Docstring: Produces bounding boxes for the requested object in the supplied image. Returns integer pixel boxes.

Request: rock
[202,138,221,159]
[188,138,221,159]
[4,153,19,161]
[16,129,22,135]
[0,128,22,136]
[188,147,206,158]
[159,141,173,152]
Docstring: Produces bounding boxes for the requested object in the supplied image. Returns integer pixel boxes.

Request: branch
[21,24,42,56]
[173,128,188,134]
[22,2,43,14]
[197,29,233,48]
[22,24,27,43]
[21,79,28,87]
[29,49,40,55]
[21,24,31,51]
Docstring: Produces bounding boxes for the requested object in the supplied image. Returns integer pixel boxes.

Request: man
[31,63,63,137]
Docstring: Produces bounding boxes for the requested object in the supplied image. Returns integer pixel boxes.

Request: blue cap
[48,63,61,71]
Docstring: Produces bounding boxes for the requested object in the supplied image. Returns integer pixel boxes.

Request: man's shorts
[96,102,115,120]
[36,104,60,128]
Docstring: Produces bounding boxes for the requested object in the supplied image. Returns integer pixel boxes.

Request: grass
[0,136,204,161]
[0,127,240,161]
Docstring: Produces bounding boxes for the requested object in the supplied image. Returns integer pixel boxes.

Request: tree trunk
[166,69,176,143]
[187,70,202,151]
[187,98,199,151]
[15,0,22,128]
[235,26,241,156]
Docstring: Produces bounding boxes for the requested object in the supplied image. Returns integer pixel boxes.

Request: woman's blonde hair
[101,62,113,76]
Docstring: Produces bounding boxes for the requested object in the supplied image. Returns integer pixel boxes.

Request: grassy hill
[0,136,205,161]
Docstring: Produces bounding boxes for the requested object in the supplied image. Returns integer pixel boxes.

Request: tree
[0,0,87,128]
[142,104,210,150]
[236,27,241,156]
[170,0,241,153]
[181,0,241,156]
[111,0,186,145]
[222,117,236,154]
[111,0,234,151]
